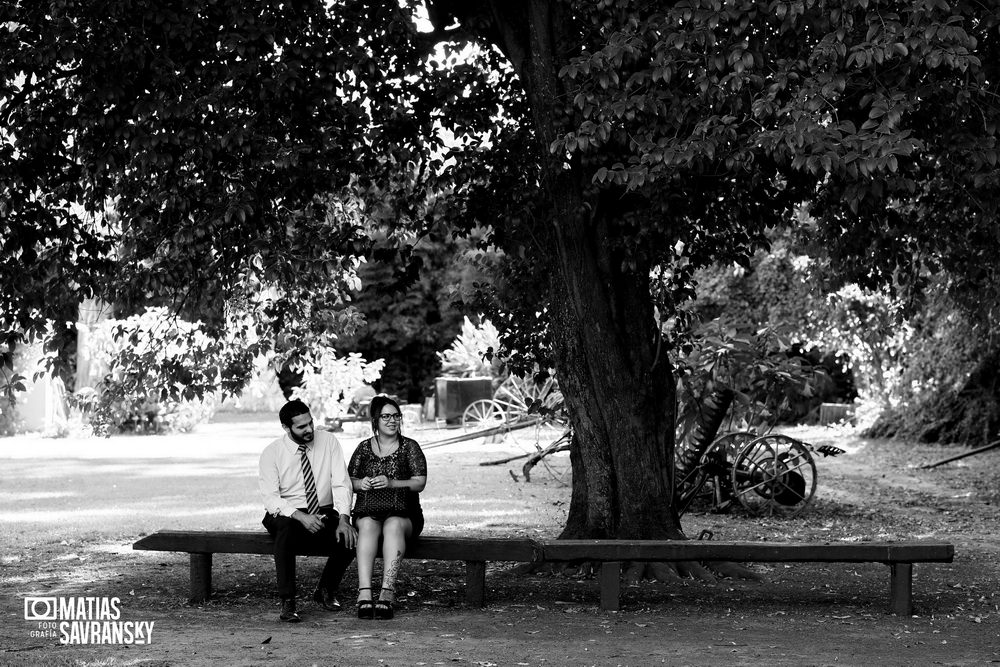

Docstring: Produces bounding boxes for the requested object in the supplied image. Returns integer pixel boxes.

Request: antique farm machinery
[459,373,564,430]
[674,389,844,517]
[435,380,844,514]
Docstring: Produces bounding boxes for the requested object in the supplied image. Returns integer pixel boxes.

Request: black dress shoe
[279,598,301,623]
[313,588,342,611]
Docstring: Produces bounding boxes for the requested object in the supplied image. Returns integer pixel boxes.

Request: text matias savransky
[24,596,155,645]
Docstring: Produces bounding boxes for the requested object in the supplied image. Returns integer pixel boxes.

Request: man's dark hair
[279,399,311,428]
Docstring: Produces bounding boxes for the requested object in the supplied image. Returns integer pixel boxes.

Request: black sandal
[374,587,394,620]
[356,587,375,619]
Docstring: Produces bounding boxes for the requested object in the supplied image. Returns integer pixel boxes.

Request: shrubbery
[672,319,832,437]
[290,351,385,422]
[436,316,502,379]
[86,308,226,434]
[81,307,385,434]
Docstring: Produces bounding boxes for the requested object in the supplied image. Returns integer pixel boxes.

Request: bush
[673,319,832,438]
[290,351,384,421]
[1,351,25,436]
[437,316,503,379]
[0,400,21,436]
[86,308,224,434]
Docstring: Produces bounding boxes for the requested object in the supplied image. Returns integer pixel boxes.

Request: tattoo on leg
[382,549,403,595]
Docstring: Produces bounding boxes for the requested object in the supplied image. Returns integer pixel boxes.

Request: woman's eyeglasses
[378,413,403,422]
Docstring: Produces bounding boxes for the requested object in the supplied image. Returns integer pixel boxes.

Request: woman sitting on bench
[349,395,427,619]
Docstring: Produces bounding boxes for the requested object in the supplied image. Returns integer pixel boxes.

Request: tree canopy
[3,1,999,541]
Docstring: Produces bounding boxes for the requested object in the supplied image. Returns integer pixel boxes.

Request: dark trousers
[262,507,355,600]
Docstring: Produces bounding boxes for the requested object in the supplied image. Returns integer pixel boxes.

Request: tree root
[707,560,762,581]
[622,561,646,585]
[673,560,718,582]
[646,562,683,583]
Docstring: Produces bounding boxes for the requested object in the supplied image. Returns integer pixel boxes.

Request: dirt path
[1,421,998,666]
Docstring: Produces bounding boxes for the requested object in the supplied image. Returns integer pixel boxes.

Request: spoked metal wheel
[731,434,817,516]
[494,373,563,423]
[462,399,509,431]
[677,431,758,514]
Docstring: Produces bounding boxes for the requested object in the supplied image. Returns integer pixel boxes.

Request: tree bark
[477,0,683,540]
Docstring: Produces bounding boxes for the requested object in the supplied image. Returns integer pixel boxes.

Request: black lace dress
[349,436,426,536]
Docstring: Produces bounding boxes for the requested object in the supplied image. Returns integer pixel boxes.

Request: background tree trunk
[549,251,682,540]
[480,0,685,539]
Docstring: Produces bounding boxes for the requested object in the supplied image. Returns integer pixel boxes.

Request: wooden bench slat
[134,531,273,555]
[133,531,539,561]
[134,532,953,564]
[537,540,954,563]
[132,530,953,615]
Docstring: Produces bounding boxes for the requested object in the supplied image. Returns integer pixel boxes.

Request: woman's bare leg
[355,517,382,601]
[379,516,412,601]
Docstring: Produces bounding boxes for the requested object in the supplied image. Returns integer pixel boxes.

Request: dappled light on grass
[0,416,573,548]
[0,504,260,525]
[0,491,75,501]
[0,423,998,664]
[422,507,540,534]
[5,459,253,480]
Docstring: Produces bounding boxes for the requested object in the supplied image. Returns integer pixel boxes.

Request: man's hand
[336,515,358,549]
[294,511,325,534]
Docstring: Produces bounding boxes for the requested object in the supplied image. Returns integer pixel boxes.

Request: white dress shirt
[258,429,353,518]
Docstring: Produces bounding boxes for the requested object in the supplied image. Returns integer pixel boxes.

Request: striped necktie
[297,443,320,514]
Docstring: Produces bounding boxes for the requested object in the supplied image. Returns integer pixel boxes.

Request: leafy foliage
[3,1,1000,533]
[673,320,831,440]
[290,351,385,423]
[86,308,226,434]
[1,0,371,352]
[436,316,503,379]
[0,348,24,436]
[687,231,870,401]
[7,1,997,376]
[865,281,1000,445]
[334,226,497,402]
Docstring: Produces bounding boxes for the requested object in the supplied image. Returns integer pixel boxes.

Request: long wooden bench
[538,539,954,615]
[132,531,538,609]
[132,531,953,615]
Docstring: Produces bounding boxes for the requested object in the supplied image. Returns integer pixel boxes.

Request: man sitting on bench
[259,400,358,622]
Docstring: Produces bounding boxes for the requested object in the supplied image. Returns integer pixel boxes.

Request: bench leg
[189,553,212,603]
[890,563,913,616]
[465,560,486,607]
[600,561,621,611]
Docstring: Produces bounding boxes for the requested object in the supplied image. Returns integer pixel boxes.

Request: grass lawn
[1,414,998,666]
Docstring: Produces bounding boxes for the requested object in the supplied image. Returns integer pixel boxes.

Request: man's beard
[289,430,314,445]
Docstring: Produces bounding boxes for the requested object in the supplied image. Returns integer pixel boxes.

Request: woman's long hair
[369,394,403,440]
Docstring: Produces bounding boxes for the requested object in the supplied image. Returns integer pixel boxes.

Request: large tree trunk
[483,0,684,540]
[550,251,682,540]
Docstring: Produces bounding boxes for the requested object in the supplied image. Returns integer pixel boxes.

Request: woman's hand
[362,475,390,490]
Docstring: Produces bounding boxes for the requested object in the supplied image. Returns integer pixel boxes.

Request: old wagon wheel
[730,434,817,516]
[677,431,758,514]
[462,399,509,431]
[494,373,563,423]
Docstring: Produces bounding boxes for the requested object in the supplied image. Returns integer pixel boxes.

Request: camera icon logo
[24,597,58,621]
